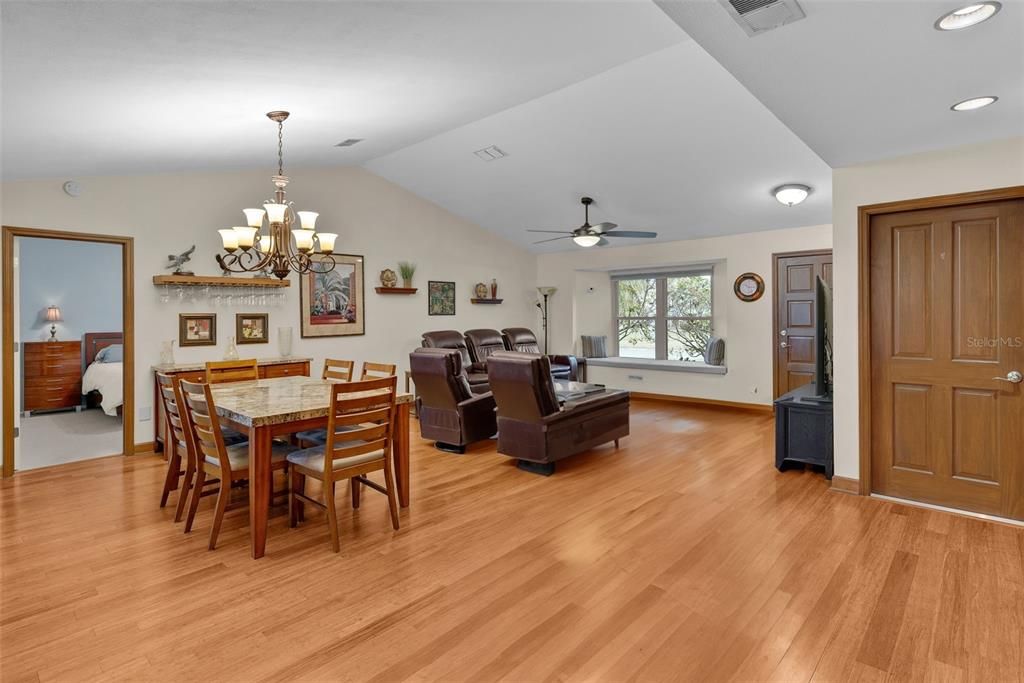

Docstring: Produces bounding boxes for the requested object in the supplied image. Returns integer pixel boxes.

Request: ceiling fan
[528,196,658,247]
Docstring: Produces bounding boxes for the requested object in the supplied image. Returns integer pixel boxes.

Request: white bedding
[82,361,123,416]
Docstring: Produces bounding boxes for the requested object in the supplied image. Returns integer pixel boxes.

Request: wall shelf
[374,287,418,295]
[153,274,290,288]
[470,298,503,305]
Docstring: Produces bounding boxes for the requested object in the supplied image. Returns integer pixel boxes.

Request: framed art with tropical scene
[428,280,456,316]
[236,313,268,344]
[179,313,216,347]
[300,253,365,337]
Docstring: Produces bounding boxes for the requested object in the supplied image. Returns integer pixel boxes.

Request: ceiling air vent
[473,145,507,162]
[335,138,363,147]
[720,0,806,36]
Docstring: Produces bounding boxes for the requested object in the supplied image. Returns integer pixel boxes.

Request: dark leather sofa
[501,327,581,381]
[421,330,490,392]
[464,328,507,368]
[486,352,629,474]
[409,348,497,453]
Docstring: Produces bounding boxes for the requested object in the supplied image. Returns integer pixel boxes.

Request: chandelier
[216,111,337,279]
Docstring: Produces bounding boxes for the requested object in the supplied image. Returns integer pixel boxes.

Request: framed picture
[179,313,216,347]
[236,313,269,344]
[300,253,365,338]
[428,280,456,316]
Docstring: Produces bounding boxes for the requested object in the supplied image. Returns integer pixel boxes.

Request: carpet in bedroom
[16,408,123,470]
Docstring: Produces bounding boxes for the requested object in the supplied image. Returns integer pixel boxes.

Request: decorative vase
[278,326,293,357]
[490,278,498,299]
[403,277,413,289]
[160,340,175,366]
[224,336,239,360]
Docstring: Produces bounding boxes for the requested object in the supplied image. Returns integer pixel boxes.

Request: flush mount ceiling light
[951,95,998,111]
[935,2,1001,30]
[773,184,811,206]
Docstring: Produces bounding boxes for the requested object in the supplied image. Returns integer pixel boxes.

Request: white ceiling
[655,0,1024,168]
[4,1,1015,252]
[0,0,683,178]
[367,40,832,251]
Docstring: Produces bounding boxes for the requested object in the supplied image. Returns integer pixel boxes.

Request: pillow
[703,337,725,366]
[580,335,608,358]
[95,344,123,363]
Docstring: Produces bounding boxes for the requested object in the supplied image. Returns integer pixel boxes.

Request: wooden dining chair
[160,374,223,526]
[323,359,355,382]
[205,358,259,384]
[287,375,400,552]
[360,361,397,379]
[156,372,189,516]
[180,379,294,549]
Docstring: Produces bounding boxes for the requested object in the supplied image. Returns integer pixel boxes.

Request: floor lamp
[536,287,556,355]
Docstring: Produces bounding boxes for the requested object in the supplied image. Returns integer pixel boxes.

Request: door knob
[780,341,789,348]
[993,370,1023,384]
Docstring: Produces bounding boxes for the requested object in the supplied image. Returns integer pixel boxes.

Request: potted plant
[398,261,416,289]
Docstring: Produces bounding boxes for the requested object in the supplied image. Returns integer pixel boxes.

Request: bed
[82,332,124,417]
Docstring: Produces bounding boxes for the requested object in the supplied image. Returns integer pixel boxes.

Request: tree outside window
[615,271,712,361]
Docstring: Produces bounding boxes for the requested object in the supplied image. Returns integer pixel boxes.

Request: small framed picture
[428,280,456,316]
[179,313,216,347]
[236,313,269,344]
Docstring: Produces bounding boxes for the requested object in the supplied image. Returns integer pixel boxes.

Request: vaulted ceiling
[2,1,1019,251]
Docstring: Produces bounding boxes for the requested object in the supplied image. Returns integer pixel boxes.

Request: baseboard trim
[628,392,772,413]
[830,476,860,495]
[133,441,156,455]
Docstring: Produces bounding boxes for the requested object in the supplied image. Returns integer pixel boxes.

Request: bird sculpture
[166,245,196,275]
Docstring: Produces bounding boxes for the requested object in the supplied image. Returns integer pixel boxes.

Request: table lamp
[45,305,63,342]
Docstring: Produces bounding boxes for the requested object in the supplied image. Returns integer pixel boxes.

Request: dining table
[209,375,414,559]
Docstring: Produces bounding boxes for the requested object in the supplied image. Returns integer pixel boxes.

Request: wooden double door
[869,198,1024,520]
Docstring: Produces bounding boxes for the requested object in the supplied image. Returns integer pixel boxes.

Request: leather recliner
[486,352,629,474]
[500,327,581,381]
[421,330,489,392]
[409,348,497,453]
[464,329,507,368]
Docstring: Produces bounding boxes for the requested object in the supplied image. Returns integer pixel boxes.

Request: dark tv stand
[774,383,834,479]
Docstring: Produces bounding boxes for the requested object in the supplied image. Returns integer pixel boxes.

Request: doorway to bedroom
[2,226,135,475]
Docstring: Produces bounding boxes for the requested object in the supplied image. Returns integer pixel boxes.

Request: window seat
[584,357,727,375]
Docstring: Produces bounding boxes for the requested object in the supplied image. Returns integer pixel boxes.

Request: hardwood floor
[2,399,1022,682]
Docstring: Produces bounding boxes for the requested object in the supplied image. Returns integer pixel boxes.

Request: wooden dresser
[23,341,83,414]
[151,357,311,453]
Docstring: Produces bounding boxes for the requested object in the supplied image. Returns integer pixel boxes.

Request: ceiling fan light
[773,184,811,206]
[573,234,601,247]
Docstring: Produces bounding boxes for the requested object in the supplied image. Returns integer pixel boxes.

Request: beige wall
[831,136,1024,480]
[537,223,833,405]
[0,167,538,460]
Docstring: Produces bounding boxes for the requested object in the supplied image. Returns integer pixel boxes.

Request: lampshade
[219,228,239,251]
[243,208,266,228]
[45,305,63,322]
[257,234,275,254]
[264,203,288,223]
[234,226,258,249]
[573,234,601,247]
[292,229,315,253]
[317,232,338,254]
[537,286,557,297]
[296,211,319,231]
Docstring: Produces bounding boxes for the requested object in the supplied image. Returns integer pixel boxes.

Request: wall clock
[734,272,765,302]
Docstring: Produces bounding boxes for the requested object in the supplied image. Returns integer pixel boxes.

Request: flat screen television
[812,275,833,402]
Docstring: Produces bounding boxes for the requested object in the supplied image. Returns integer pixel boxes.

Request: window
[614,270,712,362]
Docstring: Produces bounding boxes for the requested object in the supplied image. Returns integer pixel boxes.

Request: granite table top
[152,356,312,373]
[209,375,412,428]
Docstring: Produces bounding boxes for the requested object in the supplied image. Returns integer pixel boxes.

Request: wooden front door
[773,250,832,398]
[870,199,1024,520]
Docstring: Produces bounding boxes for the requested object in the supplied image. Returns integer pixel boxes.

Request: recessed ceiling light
[951,95,998,111]
[935,2,1001,30]
[773,184,811,206]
